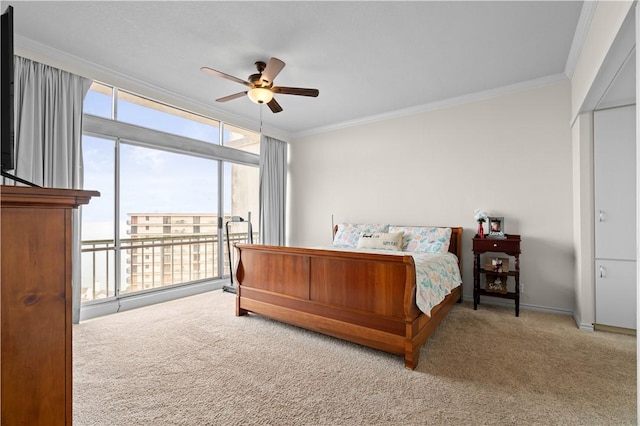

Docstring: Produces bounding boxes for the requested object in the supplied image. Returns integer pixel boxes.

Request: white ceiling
[8,1,584,138]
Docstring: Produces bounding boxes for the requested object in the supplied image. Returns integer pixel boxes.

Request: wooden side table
[472,234,521,316]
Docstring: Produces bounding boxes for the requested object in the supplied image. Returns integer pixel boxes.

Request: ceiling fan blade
[267,97,283,113]
[260,58,286,85]
[272,86,319,97]
[201,66,252,88]
[216,91,247,102]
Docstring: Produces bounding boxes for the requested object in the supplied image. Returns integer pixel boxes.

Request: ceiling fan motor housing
[249,73,268,88]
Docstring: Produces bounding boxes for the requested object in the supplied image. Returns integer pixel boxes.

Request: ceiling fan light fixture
[247,87,273,104]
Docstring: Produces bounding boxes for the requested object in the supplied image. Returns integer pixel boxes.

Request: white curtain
[11,56,92,323]
[259,135,287,245]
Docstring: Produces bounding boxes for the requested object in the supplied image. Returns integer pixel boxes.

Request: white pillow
[357,232,403,251]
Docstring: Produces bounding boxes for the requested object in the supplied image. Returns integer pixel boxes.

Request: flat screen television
[1,5,14,172]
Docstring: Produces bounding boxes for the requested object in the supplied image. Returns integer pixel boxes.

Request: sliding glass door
[119,145,219,294]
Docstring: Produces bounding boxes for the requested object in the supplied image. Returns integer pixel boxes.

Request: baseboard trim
[573,313,594,332]
[461,295,573,317]
[594,323,637,336]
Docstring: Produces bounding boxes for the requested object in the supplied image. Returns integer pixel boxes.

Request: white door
[595,259,636,329]
[593,105,636,330]
[594,105,636,261]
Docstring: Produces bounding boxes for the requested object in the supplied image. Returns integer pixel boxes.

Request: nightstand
[472,235,521,316]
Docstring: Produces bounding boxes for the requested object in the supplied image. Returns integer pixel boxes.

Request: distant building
[126,213,220,292]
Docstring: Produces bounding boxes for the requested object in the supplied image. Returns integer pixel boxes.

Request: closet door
[595,259,636,329]
[594,105,636,329]
[594,106,636,260]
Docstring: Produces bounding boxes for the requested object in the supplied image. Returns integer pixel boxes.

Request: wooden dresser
[1,186,98,426]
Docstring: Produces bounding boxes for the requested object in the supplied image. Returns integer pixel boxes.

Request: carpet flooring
[73,290,636,425]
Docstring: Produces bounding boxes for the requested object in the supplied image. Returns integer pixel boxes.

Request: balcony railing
[81,232,256,303]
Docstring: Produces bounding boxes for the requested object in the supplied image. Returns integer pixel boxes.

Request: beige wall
[289,81,575,312]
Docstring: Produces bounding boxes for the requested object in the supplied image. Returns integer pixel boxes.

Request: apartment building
[127,213,220,292]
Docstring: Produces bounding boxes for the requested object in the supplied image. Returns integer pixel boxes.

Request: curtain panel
[10,56,92,323]
[259,135,287,245]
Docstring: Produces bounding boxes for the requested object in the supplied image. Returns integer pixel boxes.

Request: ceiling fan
[200,57,319,113]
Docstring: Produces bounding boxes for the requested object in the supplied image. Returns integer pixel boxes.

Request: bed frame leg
[236,297,248,316]
[404,340,420,370]
[404,350,419,370]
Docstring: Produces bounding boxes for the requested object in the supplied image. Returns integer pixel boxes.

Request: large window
[81,82,259,304]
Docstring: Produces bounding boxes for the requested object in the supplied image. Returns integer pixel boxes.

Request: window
[81,82,260,304]
[83,82,113,119]
[223,123,260,153]
[117,90,220,144]
[81,136,116,302]
[223,161,259,276]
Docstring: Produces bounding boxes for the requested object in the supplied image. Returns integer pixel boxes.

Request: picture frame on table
[484,257,510,273]
[487,216,506,239]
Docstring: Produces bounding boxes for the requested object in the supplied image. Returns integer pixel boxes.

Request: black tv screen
[1,5,14,171]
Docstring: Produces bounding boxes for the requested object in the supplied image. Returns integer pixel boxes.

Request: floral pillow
[388,226,452,253]
[333,223,389,248]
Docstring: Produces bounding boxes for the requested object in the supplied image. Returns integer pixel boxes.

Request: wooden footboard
[234,227,462,369]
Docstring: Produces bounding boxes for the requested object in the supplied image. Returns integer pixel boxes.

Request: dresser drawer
[473,236,521,254]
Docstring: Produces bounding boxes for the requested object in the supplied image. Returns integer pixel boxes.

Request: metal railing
[81,232,256,303]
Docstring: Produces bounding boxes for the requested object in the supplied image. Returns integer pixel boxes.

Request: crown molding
[564,0,599,79]
[293,73,569,139]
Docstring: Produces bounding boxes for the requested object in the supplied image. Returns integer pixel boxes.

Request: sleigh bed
[234,224,463,369]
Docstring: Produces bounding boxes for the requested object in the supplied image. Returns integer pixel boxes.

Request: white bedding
[315,246,462,316]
